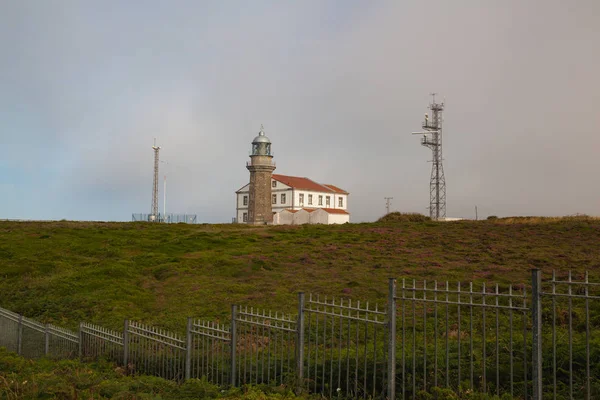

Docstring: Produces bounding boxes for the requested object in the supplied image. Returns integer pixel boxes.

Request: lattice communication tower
[412,94,446,220]
[150,139,161,221]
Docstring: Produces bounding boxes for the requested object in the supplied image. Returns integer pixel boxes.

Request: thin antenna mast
[412,94,446,220]
[384,197,393,215]
[150,139,161,221]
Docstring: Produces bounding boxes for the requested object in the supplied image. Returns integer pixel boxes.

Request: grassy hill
[0,216,599,333]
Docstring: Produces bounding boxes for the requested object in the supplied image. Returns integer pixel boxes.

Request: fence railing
[1,269,599,399]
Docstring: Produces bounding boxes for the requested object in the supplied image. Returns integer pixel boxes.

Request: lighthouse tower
[246,125,276,224]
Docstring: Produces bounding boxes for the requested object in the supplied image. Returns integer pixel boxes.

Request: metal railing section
[390,278,529,400]
[189,319,231,385]
[541,270,600,400]
[304,294,386,399]
[234,306,297,387]
[125,320,187,381]
[0,270,599,399]
[80,322,123,364]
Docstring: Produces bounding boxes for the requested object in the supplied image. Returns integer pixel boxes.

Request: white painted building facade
[236,174,350,224]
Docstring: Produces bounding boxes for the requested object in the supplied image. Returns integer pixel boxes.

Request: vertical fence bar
[568,271,573,400]
[532,269,542,400]
[297,292,305,392]
[482,282,487,393]
[552,271,556,400]
[17,315,23,355]
[457,282,462,391]
[434,281,438,389]
[78,322,83,359]
[44,324,50,356]
[402,279,406,400]
[423,281,427,392]
[585,271,590,400]
[123,319,129,372]
[387,278,396,400]
[230,305,237,387]
[185,317,192,381]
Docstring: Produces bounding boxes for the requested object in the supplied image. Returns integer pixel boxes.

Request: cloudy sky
[1,0,598,222]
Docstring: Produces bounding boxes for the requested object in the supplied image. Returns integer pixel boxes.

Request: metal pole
[387,278,397,399]
[532,269,542,400]
[17,315,23,356]
[78,322,83,360]
[230,305,237,387]
[185,317,192,380]
[297,292,305,392]
[44,324,50,356]
[123,319,129,373]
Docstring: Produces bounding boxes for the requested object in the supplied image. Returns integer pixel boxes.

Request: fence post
[230,305,237,387]
[185,317,192,380]
[17,315,23,356]
[387,278,397,399]
[296,292,305,392]
[44,324,50,356]
[532,269,542,400]
[123,319,129,373]
[78,322,83,360]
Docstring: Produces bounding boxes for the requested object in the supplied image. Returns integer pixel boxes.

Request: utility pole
[384,197,393,215]
[412,94,446,220]
[150,139,161,222]
[475,205,478,221]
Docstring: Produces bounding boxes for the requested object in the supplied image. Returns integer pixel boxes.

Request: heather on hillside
[0,218,599,333]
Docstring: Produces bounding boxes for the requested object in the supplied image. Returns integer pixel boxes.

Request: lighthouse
[246,125,276,224]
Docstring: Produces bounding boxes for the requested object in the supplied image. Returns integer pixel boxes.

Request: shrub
[377,212,431,223]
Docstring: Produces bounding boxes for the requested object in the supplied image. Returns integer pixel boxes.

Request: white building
[236,174,350,224]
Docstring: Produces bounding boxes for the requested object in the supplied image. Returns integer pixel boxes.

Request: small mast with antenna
[150,138,161,222]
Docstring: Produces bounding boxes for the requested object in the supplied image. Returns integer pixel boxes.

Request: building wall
[246,156,275,224]
[309,209,329,224]
[236,177,349,223]
[327,213,350,224]
[293,210,310,225]
[277,210,295,225]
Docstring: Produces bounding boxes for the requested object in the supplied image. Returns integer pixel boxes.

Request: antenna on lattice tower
[384,197,393,215]
[411,93,446,220]
[150,138,161,222]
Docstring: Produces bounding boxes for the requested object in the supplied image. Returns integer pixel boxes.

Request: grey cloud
[1,0,598,221]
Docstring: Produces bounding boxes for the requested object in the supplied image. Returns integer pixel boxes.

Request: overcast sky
[1,0,599,222]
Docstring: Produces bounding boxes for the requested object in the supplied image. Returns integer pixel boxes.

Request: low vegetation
[0,217,599,334]
[0,348,302,399]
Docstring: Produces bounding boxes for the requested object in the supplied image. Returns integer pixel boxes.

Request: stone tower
[246,125,276,224]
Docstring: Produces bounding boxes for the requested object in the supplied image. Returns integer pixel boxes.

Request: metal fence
[131,213,198,223]
[1,269,599,399]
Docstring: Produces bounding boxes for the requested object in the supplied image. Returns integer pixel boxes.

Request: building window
[308,194,313,205]
[318,195,323,206]
[272,181,277,188]
[243,195,248,206]
[326,196,331,207]
[272,194,277,204]
[299,193,304,205]
[243,213,248,222]
[338,197,343,207]
[281,193,286,204]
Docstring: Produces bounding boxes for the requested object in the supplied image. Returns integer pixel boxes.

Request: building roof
[272,174,348,194]
[318,208,350,215]
[281,208,349,215]
[322,184,349,194]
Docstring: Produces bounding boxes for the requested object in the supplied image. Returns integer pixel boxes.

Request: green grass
[0,217,599,334]
[0,348,301,399]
